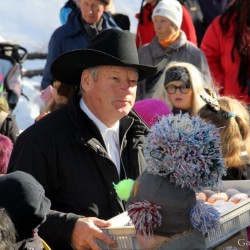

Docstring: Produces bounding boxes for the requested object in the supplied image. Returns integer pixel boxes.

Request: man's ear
[81,70,91,91]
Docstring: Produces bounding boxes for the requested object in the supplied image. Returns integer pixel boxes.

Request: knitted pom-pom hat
[133,98,172,127]
[127,113,226,239]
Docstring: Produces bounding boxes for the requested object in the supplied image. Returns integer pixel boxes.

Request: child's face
[165,81,193,110]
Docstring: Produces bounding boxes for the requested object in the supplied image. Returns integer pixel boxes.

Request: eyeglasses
[165,84,191,94]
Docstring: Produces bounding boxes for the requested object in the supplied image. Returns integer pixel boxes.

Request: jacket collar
[64,10,117,38]
[68,93,147,147]
[150,30,187,58]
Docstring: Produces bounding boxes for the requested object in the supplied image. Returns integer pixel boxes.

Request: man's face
[79,0,106,24]
[82,66,138,127]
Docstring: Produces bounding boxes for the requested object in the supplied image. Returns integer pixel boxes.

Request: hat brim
[51,49,167,85]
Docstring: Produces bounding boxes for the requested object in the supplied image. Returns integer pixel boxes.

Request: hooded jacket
[8,93,148,249]
[41,10,119,90]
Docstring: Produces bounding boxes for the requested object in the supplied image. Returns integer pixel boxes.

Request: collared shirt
[80,99,121,174]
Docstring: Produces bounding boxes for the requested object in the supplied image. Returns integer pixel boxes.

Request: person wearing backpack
[0,73,19,143]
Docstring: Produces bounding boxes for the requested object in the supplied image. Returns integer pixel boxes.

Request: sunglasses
[165,84,191,94]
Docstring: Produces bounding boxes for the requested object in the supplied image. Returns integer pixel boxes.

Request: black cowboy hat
[51,29,167,85]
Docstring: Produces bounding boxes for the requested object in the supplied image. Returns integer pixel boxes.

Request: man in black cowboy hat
[8,29,166,250]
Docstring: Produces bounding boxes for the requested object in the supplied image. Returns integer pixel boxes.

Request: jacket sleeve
[41,30,62,90]
[7,132,81,249]
[39,210,81,249]
[200,18,224,90]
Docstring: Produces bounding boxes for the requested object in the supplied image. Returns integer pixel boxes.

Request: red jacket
[201,16,250,103]
[135,3,197,48]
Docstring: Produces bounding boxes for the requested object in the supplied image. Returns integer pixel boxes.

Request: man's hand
[71,217,117,250]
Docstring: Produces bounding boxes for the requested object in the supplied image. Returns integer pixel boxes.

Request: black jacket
[8,94,148,249]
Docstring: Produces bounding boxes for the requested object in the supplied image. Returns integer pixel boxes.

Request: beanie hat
[152,0,183,29]
[127,113,226,238]
[164,66,191,86]
[0,171,51,240]
[133,98,172,127]
[0,134,13,174]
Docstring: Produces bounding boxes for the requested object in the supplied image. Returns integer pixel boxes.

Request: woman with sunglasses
[153,61,217,115]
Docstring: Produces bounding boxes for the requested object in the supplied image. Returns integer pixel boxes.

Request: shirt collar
[79,98,120,136]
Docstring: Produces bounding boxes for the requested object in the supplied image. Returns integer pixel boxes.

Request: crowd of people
[1,0,250,249]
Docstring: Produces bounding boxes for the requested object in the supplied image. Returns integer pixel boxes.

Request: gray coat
[136,31,211,100]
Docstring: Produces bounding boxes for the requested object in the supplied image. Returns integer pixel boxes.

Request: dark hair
[56,82,75,98]
[138,0,160,24]
[219,0,250,93]
[0,208,16,250]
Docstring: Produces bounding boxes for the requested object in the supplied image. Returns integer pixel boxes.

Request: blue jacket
[41,10,119,90]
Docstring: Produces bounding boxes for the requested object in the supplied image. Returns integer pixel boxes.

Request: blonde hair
[199,96,250,168]
[0,96,10,113]
[152,61,216,115]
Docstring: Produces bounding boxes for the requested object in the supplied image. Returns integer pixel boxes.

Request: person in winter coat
[41,0,120,90]
[198,0,230,34]
[136,0,212,100]
[135,0,197,48]
[8,29,166,250]
[200,0,250,104]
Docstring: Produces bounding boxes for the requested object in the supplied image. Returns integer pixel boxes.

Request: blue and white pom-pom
[190,200,220,234]
[144,113,226,191]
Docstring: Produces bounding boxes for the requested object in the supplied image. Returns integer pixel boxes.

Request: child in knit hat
[133,98,172,127]
[127,113,226,250]
[153,61,217,116]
